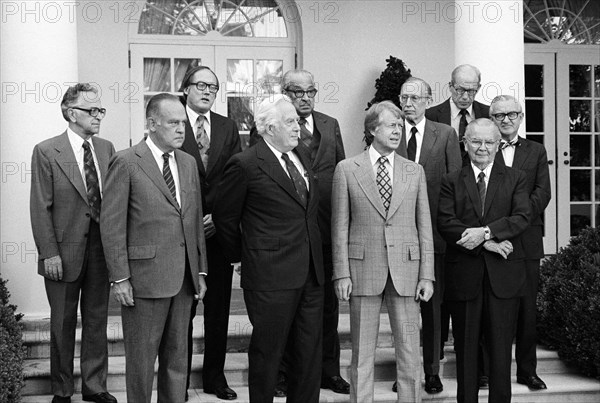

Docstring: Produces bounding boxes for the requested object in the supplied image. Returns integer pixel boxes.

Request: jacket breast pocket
[128,245,157,260]
[348,243,364,260]
[248,237,279,250]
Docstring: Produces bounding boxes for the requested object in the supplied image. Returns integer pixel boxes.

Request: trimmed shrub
[537,226,600,379]
[367,56,412,110]
[0,276,25,402]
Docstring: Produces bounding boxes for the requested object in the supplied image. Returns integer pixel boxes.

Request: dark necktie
[298,117,312,148]
[477,171,486,216]
[196,115,210,170]
[459,109,468,154]
[407,126,417,162]
[82,141,101,223]
[282,153,308,207]
[162,153,178,206]
[377,156,392,212]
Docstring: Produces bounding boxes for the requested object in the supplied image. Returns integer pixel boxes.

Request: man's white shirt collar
[186,105,211,138]
[450,100,474,119]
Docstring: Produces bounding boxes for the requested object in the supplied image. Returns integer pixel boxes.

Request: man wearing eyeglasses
[30,84,117,403]
[438,118,530,403]
[249,69,348,396]
[178,65,242,401]
[490,95,551,392]
[396,77,461,395]
[426,64,490,164]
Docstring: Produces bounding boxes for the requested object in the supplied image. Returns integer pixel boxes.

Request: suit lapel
[175,149,191,212]
[397,126,408,158]
[54,131,88,204]
[256,141,306,208]
[206,112,226,175]
[135,140,180,211]
[462,166,483,220]
[182,109,206,178]
[311,112,328,166]
[418,120,437,165]
[511,136,527,170]
[483,163,505,220]
[387,155,410,218]
[353,151,387,219]
[438,99,452,125]
[91,137,110,184]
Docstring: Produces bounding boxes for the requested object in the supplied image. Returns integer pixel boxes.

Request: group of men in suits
[31,61,550,403]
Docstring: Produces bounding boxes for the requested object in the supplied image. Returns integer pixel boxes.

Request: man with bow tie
[178,65,242,401]
[491,95,551,391]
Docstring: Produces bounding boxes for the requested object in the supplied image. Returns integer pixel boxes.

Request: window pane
[227,96,254,132]
[570,65,591,97]
[144,58,171,92]
[571,204,591,236]
[227,59,253,95]
[525,100,544,132]
[596,65,600,97]
[596,101,600,132]
[570,100,592,132]
[175,59,202,91]
[525,65,544,97]
[570,170,591,201]
[570,135,591,166]
[257,60,283,95]
[527,135,544,145]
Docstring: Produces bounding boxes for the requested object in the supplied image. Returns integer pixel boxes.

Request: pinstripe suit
[332,150,434,402]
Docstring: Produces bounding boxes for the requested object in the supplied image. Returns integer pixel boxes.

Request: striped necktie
[162,153,178,207]
[82,141,101,223]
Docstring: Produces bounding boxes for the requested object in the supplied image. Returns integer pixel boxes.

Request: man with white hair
[214,94,325,403]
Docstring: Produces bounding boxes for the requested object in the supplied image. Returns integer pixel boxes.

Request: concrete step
[21,345,577,397]
[21,374,600,403]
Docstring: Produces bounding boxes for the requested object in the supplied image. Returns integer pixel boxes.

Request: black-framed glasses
[285,88,318,98]
[71,107,106,117]
[491,112,521,121]
[451,85,478,97]
[190,81,219,94]
[399,94,429,103]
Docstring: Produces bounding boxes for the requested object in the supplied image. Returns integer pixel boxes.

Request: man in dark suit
[438,118,530,403]
[214,94,325,403]
[30,83,117,403]
[395,77,462,394]
[100,94,208,403]
[250,69,348,396]
[178,65,242,401]
[490,95,551,391]
[426,64,490,163]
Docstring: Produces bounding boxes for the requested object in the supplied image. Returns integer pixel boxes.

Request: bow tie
[501,139,520,150]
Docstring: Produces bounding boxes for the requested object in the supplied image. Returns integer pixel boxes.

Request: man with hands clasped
[332,101,434,403]
[438,118,530,403]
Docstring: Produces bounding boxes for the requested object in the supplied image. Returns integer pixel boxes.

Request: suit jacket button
[385,223,391,227]
[84,233,88,238]
[85,213,90,217]
[180,242,185,247]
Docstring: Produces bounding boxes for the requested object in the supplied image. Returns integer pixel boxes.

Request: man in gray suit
[30,83,117,403]
[396,77,462,394]
[332,101,434,403]
[101,93,208,403]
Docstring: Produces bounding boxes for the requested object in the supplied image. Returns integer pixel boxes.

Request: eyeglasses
[465,138,499,149]
[491,112,521,121]
[399,94,429,103]
[71,107,106,117]
[285,88,318,98]
[451,85,478,97]
[190,81,219,94]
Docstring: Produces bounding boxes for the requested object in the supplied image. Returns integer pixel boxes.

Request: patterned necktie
[501,139,520,149]
[82,141,101,223]
[477,171,486,216]
[162,153,178,207]
[196,115,210,170]
[377,156,392,212]
[407,126,417,162]
[459,109,468,154]
[282,153,308,207]
[298,117,312,148]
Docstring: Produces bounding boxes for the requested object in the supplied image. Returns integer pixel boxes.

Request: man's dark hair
[60,83,98,121]
[178,65,219,96]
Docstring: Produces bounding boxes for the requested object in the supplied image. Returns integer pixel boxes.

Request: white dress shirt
[66,128,103,196]
[405,118,426,163]
[471,162,493,188]
[186,105,211,141]
[264,140,310,190]
[369,145,395,185]
[501,137,519,167]
[450,100,474,136]
[146,135,181,206]
[300,114,314,134]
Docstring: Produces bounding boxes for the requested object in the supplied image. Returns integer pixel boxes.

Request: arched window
[128,0,300,146]
[524,0,600,44]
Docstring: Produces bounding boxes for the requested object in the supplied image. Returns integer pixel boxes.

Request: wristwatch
[483,226,491,241]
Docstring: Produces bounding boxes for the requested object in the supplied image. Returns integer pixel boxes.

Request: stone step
[21,346,575,397]
[21,374,600,403]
